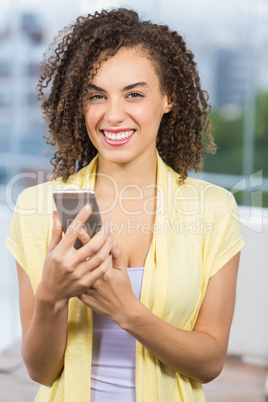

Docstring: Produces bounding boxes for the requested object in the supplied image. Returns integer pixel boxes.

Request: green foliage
[254,92,268,176]
[202,91,268,206]
[204,91,268,176]
[203,107,244,175]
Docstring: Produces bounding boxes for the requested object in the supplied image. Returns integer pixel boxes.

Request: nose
[104,99,126,125]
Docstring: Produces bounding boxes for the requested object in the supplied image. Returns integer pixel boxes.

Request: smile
[101,129,136,146]
[102,130,135,140]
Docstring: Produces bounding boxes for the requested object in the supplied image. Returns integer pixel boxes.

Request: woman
[5,8,245,401]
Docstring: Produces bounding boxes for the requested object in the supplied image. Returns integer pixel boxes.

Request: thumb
[110,241,126,271]
[47,211,63,253]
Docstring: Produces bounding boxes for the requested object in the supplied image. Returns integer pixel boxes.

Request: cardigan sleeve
[4,184,54,290]
[202,190,245,278]
[5,193,28,273]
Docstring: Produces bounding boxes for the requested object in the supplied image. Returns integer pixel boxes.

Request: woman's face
[84,47,172,166]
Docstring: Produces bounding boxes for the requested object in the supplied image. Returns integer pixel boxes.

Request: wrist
[118,298,152,332]
[35,282,69,314]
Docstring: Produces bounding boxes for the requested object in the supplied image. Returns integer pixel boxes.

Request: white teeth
[103,130,135,140]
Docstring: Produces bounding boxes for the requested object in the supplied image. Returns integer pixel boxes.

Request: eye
[88,93,106,102]
[126,91,144,99]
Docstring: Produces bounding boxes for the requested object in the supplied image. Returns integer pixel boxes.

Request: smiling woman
[4,7,245,402]
[36,8,215,184]
[84,47,172,165]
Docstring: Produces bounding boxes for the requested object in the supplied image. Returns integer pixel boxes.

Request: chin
[100,149,137,165]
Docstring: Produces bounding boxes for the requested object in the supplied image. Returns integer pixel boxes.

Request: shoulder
[173,176,236,219]
[184,176,230,198]
[161,156,231,205]
[159,158,236,219]
[16,178,64,216]
[16,167,88,216]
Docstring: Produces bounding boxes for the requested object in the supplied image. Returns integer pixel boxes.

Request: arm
[80,244,240,384]
[122,252,240,383]
[17,207,113,387]
[17,262,68,386]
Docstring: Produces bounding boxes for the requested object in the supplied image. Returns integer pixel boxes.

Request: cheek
[84,111,98,146]
[133,103,161,126]
[84,110,95,130]
[84,105,102,128]
[137,103,165,134]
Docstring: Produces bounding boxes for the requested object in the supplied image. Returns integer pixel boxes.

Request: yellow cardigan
[5,152,245,401]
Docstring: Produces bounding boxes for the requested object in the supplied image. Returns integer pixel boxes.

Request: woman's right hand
[17,205,113,387]
[39,205,113,308]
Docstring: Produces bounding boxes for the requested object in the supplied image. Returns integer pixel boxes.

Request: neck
[95,151,157,194]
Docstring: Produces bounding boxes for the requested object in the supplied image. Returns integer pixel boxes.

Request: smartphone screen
[53,189,103,249]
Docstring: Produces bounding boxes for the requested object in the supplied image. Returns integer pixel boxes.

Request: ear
[163,97,173,114]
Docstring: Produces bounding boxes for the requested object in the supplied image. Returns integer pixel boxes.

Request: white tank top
[91,267,144,402]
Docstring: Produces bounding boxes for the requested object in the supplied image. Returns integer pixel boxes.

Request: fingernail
[79,226,86,235]
[82,204,91,215]
[106,220,112,233]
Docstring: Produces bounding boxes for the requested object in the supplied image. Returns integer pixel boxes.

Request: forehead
[91,47,160,87]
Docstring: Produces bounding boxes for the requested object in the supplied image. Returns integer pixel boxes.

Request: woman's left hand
[78,236,139,326]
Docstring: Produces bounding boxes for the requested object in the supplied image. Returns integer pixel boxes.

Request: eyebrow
[123,82,149,91]
[88,81,149,92]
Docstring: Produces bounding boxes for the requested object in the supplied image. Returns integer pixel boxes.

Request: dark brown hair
[37,8,216,182]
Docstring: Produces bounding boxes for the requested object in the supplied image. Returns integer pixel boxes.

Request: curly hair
[37,8,216,183]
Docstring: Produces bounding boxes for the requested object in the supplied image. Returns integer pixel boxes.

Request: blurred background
[0,0,267,401]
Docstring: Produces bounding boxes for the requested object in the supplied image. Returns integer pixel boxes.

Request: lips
[101,129,135,146]
[102,129,135,140]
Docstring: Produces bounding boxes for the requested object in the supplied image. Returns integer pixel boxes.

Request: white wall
[0,203,21,353]
[228,206,268,363]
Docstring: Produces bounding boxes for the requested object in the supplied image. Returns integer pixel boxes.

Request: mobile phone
[53,189,103,249]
